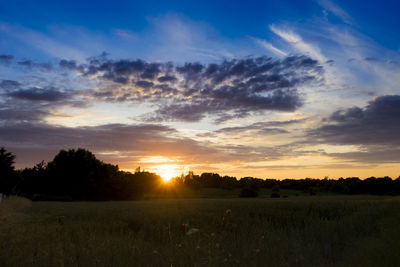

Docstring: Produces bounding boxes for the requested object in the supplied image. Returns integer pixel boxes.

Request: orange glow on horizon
[150,164,187,183]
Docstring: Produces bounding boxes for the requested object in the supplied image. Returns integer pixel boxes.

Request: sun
[157,164,180,182]
[144,162,188,183]
[160,170,175,182]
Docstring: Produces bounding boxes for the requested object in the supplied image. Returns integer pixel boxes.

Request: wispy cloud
[317,0,355,25]
[251,36,288,56]
[112,29,137,40]
[0,23,86,60]
[269,25,327,62]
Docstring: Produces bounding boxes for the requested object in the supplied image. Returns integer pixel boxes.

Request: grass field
[145,187,314,199]
[1,195,400,266]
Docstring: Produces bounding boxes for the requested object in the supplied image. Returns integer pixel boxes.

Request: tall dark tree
[46,148,119,200]
[17,161,48,198]
[0,147,16,194]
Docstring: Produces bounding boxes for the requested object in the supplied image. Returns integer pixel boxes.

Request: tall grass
[1,196,400,266]
[0,196,31,222]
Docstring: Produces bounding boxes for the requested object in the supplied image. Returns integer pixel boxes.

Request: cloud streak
[317,0,355,25]
[270,25,327,63]
[251,37,288,56]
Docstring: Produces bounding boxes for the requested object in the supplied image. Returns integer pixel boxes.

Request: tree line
[0,148,161,200]
[1,147,400,200]
[172,172,400,196]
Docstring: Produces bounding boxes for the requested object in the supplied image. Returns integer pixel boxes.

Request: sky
[0,0,399,179]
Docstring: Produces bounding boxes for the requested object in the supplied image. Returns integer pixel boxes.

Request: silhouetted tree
[220,175,238,189]
[17,161,47,197]
[6,147,400,200]
[0,147,16,194]
[200,173,221,188]
[183,171,201,189]
[45,148,121,200]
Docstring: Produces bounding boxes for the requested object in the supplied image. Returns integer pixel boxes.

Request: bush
[239,188,258,198]
[270,192,280,198]
[271,184,280,198]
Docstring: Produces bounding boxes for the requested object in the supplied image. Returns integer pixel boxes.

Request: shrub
[271,184,280,198]
[239,188,258,198]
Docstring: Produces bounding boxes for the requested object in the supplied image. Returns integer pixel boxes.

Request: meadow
[1,195,400,266]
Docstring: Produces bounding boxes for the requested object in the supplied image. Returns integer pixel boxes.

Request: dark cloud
[213,143,292,162]
[0,122,223,168]
[0,80,21,90]
[312,95,400,146]
[0,81,86,123]
[0,104,50,122]
[135,80,154,89]
[0,54,14,64]
[157,75,177,83]
[328,107,364,122]
[59,59,84,71]
[18,60,53,71]
[1,53,322,123]
[80,55,322,122]
[140,63,162,79]
[216,120,304,135]
[310,95,400,163]
[87,59,146,77]
[0,122,175,150]
[364,57,379,62]
[7,87,73,102]
[0,94,87,123]
[328,149,400,164]
[150,102,209,122]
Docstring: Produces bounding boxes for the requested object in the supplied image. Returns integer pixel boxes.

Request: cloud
[0,47,323,123]
[0,80,87,123]
[317,0,355,25]
[7,53,322,123]
[270,25,327,62]
[82,55,322,122]
[0,80,21,90]
[112,29,137,40]
[0,119,310,171]
[251,37,288,56]
[312,95,400,145]
[149,102,210,122]
[7,87,73,102]
[309,95,400,163]
[0,54,14,64]
[216,119,304,135]
[59,59,84,71]
[0,23,86,60]
[0,104,50,122]
[143,13,235,62]
[328,149,400,164]
[0,122,223,168]
[17,60,53,71]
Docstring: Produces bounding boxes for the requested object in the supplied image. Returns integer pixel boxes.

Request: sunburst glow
[151,164,186,182]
